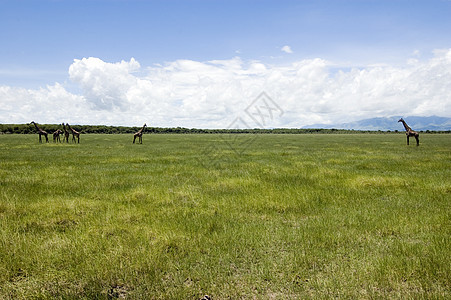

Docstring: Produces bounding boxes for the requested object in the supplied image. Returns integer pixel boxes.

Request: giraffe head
[398,118,404,123]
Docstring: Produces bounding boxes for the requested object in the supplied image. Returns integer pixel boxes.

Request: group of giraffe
[31,121,418,145]
[30,122,147,144]
[30,121,80,143]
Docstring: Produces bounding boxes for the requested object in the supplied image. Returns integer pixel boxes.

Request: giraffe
[66,123,80,143]
[53,129,62,143]
[398,118,419,146]
[62,123,70,143]
[133,123,147,144]
[30,121,49,143]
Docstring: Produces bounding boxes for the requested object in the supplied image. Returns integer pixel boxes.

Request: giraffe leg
[416,136,419,146]
[407,136,409,145]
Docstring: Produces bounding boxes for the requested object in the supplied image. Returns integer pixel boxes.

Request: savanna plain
[0,133,449,299]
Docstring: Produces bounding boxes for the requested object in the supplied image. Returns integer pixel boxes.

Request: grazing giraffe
[66,123,80,143]
[62,123,70,143]
[133,123,147,144]
[53,129,62,143]
[398,118,419,146]
[30,121,49,143]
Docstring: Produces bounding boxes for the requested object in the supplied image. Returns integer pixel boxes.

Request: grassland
[0,133,450,299]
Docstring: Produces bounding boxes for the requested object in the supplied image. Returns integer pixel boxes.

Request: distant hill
[303,116,451,131]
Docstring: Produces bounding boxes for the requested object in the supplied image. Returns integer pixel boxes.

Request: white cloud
[69,57,141,110]
[281,45,293,54]
[1,49,451,128]
[0,83,88,124]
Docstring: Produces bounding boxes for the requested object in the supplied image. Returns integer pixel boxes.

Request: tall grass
[0,133,450,298]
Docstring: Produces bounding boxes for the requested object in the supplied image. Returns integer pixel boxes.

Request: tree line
[0,123,449,135]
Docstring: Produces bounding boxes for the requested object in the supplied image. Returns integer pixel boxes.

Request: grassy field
[0,133,450,299]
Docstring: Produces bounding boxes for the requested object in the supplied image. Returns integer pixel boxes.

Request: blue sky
[1,0,451,127]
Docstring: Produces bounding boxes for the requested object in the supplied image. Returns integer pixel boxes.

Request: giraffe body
[398,118,419,146]
[53,129,62,143]
[30,121,49,143]
[133,123,147,144]
[62,123,70,143]
[66,123,80,143]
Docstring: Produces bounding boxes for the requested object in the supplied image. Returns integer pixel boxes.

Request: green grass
[0,133,450,299]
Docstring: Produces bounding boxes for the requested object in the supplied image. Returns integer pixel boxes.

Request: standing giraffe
[30,121,49,143]
[66,123,80,143]
[53,129,62,143]
[133,123,147,144]
[398,118,419,146]
[62,123,70,143]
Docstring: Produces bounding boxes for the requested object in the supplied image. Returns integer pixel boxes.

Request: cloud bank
[1,49,451,128]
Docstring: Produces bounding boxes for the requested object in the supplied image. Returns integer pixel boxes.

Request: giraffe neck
[136,125,145,134]
[401,120,411,132]
[68,125,78,134]
[33,122,41,131]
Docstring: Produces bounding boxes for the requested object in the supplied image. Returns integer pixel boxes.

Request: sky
[1,0,451,128]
